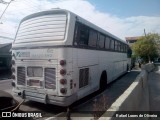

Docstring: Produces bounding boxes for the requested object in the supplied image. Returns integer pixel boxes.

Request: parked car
[153,58,160,63]
[0,90,23,117]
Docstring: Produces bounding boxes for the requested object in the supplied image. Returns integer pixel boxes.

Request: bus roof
[20,9,127,45]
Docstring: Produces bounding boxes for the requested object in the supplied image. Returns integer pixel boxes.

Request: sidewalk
[148,69,160,120]
[148,70,160,111]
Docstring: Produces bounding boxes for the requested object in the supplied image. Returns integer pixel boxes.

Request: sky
[0,0,160,43]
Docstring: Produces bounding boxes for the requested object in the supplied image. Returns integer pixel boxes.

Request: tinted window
[124,45,128,53]
[88,30,98,47]
[99,34,105,48]
[121,44,124,52]
[115,40,118,51]
[110,39,115,50]
[127,47,132,58]
[117,42,120,51]
[120,43,123,52]
[105,36,110,49]
[74,22,89,46]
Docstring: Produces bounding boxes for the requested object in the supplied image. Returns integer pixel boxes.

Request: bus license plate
[30,79,40,86]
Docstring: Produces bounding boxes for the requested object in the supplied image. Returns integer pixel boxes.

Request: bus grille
[17,67,26,85]
[45,68,56,89]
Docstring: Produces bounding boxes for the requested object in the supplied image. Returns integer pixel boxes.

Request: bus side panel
[99,51,128,84]
[99,51,112,83]
[73,48,99,100]
[111,53,128,82]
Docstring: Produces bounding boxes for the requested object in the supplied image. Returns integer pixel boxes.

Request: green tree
[132,33,160,63]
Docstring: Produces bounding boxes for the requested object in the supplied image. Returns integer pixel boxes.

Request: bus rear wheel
[99,71,107,91]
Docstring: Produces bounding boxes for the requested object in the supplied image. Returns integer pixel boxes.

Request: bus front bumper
[13,88,77,106]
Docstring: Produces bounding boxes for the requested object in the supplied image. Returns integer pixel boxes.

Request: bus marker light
[70,80,73,89]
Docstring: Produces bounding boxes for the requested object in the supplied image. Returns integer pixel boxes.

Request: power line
[0,0,8,4]
[0,0,13,22]
[0,35,14,40]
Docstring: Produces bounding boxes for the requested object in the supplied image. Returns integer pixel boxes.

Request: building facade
[125,36,142,46]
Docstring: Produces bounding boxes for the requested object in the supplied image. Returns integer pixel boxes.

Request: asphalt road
[0,79,12,92]
[0,70,140,120]
[72,70,140,112]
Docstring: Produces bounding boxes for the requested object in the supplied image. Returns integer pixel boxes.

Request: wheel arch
[99,70,108,90]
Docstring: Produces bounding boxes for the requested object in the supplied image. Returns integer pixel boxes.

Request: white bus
[12,9,131,106]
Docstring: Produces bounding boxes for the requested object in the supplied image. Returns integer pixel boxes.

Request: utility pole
[0,0,13,23]
[144,29,147,37]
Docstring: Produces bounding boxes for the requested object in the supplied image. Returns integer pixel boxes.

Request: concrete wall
[141,63,155,72]
[99,63,154,120]
[154,63,160,71]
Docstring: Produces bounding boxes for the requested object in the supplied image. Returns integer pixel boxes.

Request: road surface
[0,70,140,119]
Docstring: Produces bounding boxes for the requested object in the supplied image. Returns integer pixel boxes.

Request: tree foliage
[132,33,160,63]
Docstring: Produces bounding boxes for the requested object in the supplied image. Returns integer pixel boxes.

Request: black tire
[127,64,129,71]
[99,71,107,91]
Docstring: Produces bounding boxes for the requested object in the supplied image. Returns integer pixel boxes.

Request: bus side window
[98,34,105,48]
[121,43,124,52]
[105,36,110,49]
[88,30,98,47]
[124,45,126,53]
[127,47,132,58]
[125,45,128,53]
[118,42,121,51]
[80,30,89,45]
[110,39,115,50]
[115,40,118,51]
[74,22,89,46]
